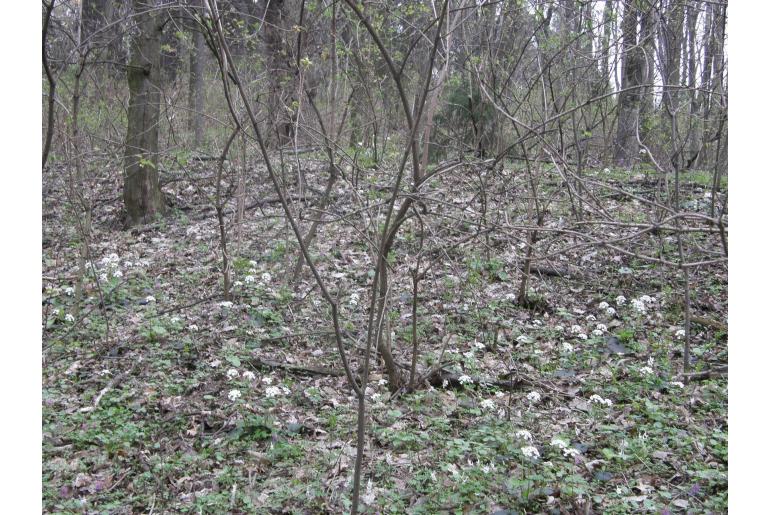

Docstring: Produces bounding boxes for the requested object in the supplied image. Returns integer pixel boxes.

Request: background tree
[123,0,167,225]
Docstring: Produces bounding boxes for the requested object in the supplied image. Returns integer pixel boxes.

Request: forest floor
[42,155,727,514]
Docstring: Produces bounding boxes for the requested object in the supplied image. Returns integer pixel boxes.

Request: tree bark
[613,0,644,166]
[188,0,206,147]
[124,0,167,226]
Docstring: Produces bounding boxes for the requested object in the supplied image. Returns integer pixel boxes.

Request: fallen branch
[247,358,344,377]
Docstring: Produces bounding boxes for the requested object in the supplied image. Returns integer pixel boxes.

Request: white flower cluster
[570,325,582,334]
[563,447,581,458]
[226,368,240,380]
[631,295,656,314]
[458,374,473,385]
[615,295,626,306]
[265,385,290,398]
[598,301,609,310]
[526,391,541,403]
[244,275,255,284]
[521,445,540,460]
[480,399,496,411]
[561,341,574,353]
[550,438,568,450]
[669,381,685,389]
[675,329,686,339]
[515,430,533,441]
[349,292,360,307]
[639,366,654,376]
[227,389,242,401]
[589,394,613,407]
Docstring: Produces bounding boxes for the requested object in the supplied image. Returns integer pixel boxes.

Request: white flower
[554,325,564,332]
[639,366,654,376]
[631,299,647,314]
[516,335,529,343]
[97,369,111,376]
[242,371,256,381]
[550,438,568,450]
[481,464,493,474]
[349,293,360,307]
[218,301,233,308]
[64,287,75,296]
[474,341,486,350]
[112,269,123,278]
[123,261,133,268]
[463,351,475,360]
[521,446,540,460]
[64,313,75,323]
[577,333,588,340]
[265,386,282,398]
[526,391,541,403]
[442,379,449,388]
[99,273,109,283]
[170,316,180,324]
[378,379,388,386]
[249,260,258,267]
[606,307,617,316]
[570,325,582,334]
[675,329,686,339]
[640,295,655,304]
[226,368,240,380]
[562,342,574,353]
[145,295,156,303]
[261,376,273,385]
[515,430,533,441]
[532,319,543,326]
[52,308,60,316]
[595,323,607,333]
[647,356,655,367]
[669,381,685,389]
[480,399,496,411]
[615,295,626,306]
[209,359,221,368]
[592,329,603,337]
[598,301,609,310]
[227,389,242,401]
[458,374,473,385]
[639,148,647,154]
[244,275,255,284]
[603,168,610,173]
[188,324,199,332]
[589,394,613,407]
[371,392,382,402]
[261,272,272,283]
[585,314,596,322]
[563,447,581,458]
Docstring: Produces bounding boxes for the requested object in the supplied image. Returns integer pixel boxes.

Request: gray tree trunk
[188,0,205,148]
[124,0,166,226]
[613,0,644,166]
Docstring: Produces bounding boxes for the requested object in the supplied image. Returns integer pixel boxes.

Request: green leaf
[226,355,241,367]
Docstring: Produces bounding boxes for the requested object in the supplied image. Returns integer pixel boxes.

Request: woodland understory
[43,152,727,513]
[42,0,728,513]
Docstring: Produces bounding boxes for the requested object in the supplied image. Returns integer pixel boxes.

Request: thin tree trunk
[42,0,57,169]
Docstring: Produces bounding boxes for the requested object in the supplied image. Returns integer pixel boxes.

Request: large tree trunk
[188,0,205,148]
[124,0,166,226]
[661,0,685,171]
[261,0,294,147]
[613,0,644,166]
